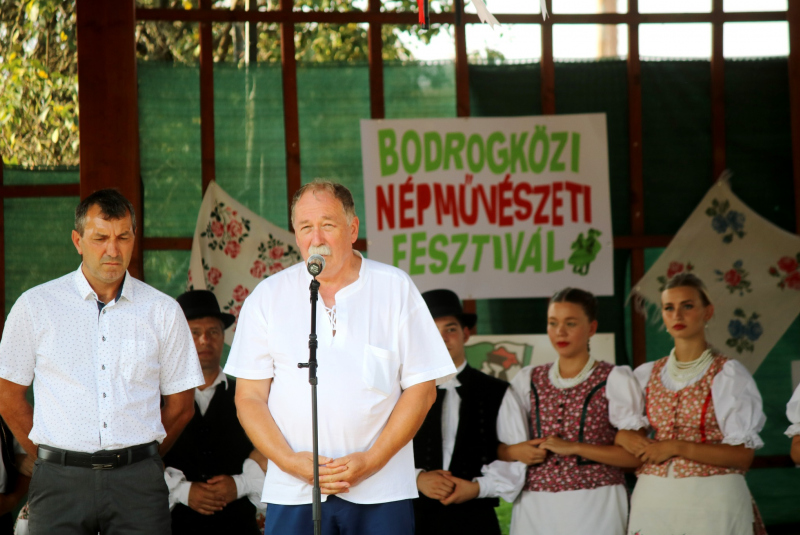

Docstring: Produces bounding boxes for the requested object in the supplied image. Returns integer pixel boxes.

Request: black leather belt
[37,441,159,470]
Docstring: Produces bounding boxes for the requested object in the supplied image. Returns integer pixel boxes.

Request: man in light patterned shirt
[0,189,204,535]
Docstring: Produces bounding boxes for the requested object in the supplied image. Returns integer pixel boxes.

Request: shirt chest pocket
[119,339,159,384]
[362,344,400,397]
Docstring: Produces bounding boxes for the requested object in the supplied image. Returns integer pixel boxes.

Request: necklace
[666,348,714,386]
[549,356,596,389]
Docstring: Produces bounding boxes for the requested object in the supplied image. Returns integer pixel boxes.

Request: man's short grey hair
[75,188,137,236]
[290,180,356,225]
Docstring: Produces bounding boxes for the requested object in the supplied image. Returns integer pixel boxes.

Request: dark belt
[37,441,159,470]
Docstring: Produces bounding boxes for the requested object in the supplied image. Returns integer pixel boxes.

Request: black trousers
[28,454,171,535]
[0,512,13,535]
[413,497,501,535]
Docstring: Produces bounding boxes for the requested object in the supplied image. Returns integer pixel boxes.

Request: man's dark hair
[75,189,137,236]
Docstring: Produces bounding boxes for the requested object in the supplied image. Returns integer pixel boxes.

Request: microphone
[307,254,325,277]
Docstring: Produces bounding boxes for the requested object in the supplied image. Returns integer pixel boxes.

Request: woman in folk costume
[497,287,646,535]
[618,273,767,535]
[785,384,800,464]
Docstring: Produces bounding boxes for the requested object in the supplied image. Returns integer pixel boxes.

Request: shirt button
[102,365,105,370]
[103,310,106,315]
[103,393,106,398]
[102,336,106,341]
[103,423,107,428]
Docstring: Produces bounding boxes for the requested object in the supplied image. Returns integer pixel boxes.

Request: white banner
[360,114,613,299]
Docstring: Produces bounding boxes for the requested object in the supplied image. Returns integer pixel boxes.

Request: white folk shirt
[0,266,204,453]
[224,253,456,505]
[785,382,800,437]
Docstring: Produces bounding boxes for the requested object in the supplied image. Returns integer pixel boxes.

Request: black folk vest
[0,417,17,496]
[413,364,508,532]
[163,379,260,535]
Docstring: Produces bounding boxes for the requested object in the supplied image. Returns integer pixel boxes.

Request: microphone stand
[298,276,322,535]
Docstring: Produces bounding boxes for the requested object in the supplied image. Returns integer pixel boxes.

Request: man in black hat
[163,290,266,535]
[413,289,518,535]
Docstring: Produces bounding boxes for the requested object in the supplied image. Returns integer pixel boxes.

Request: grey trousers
[28,453,170,535]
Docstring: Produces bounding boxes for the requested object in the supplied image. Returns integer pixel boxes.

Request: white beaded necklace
[549,356,596,389]
[666,347,714,386]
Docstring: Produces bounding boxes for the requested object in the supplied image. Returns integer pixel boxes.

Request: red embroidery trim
[699,389,713,444]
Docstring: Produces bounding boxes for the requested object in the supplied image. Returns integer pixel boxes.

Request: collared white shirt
[224,253,456,505]
[439,360,466,472]
[786,383,800,437]
[163,368,267,512]
[0,265,204,453]
[195,367,228,417]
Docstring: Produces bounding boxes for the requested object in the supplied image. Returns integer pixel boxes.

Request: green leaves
[3,0,446,166]
[1,0,79,166]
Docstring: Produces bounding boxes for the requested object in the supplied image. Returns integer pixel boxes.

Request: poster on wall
[465,333,616,383]
[360,114,613,299]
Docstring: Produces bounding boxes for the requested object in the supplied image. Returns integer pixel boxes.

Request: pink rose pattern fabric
[769,253,800,290]
[638,355,744,479]
[189,183,303,342]
[523,361,625,493]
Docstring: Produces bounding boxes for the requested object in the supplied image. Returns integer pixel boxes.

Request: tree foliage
[135,0,443,64]
[0,0,79,166]
[2,0,446,166]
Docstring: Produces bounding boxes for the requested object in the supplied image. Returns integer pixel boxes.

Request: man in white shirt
[225,180,456,534]
[0,189,204,535]
[413,289,522,535]
[163,290,266,535]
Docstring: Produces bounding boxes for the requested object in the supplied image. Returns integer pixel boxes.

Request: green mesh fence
[3,57,797,527]
[726,59,795,234]
[215,63,289,231]
[641,60,714,235]
[138,62,203,239]
[2,165,79,315]
[4,196,80,316]
[298,63,371,236]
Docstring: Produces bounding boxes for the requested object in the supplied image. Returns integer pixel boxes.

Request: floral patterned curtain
[188,181,303,345]
[630,176,800,373]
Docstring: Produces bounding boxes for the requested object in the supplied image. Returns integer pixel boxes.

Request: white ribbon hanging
[469,0,500,28]
[467,0,548,29]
